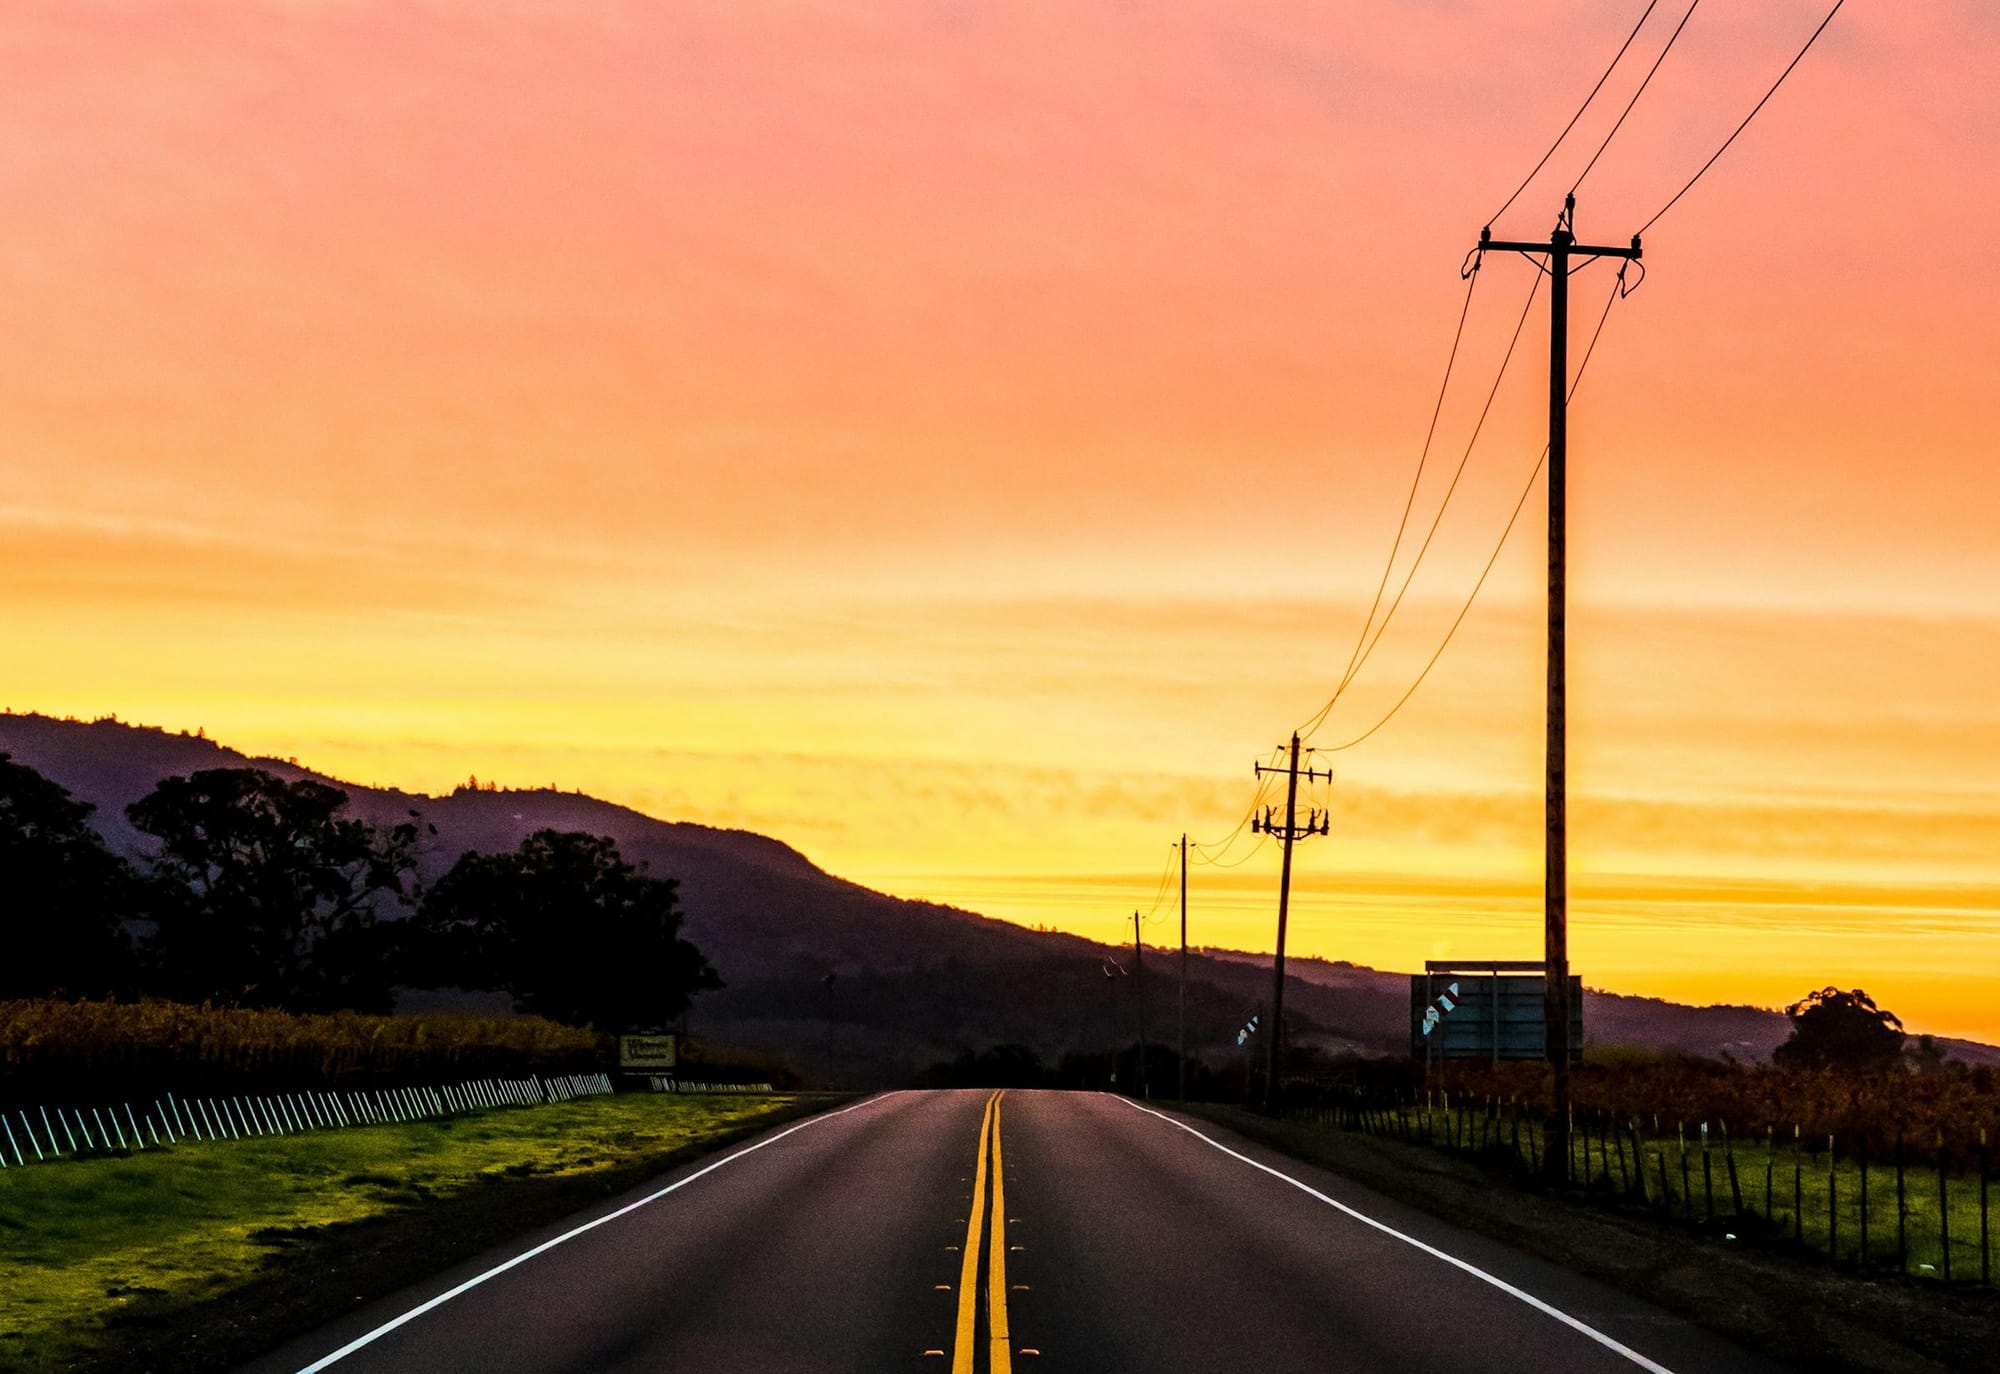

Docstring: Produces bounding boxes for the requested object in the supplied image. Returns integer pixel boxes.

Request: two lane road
[243,1090,1772,1373]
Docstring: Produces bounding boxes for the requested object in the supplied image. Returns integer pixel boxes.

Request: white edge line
[293,1092,902,1373]
[1112,1097,1677,1374]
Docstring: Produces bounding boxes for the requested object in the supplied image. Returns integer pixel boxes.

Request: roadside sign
[618,1034,679,1070]
[1409,962,1581,1063]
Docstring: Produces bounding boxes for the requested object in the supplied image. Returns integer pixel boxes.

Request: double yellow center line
[952,1090,1012,1374]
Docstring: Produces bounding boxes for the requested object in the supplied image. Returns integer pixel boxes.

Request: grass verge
[0,1092,831,1374]
[1178,1103,2000,1374]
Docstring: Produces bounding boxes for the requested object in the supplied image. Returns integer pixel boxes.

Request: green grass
[0,1093,800,1372]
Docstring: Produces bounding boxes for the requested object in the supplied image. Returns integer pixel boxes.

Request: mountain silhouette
[6,712,1993,1083]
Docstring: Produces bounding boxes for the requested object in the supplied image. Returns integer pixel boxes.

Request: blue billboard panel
[1410,966,1582,1062]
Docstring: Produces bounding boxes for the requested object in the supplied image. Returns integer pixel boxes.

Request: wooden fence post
[1680,1123,1694,1222]
[1702,1123,1715,1224]
[1793,1125,1803,1246]
[1765,1125,1775,1220]
[1722,1120,1743,1218]
[1896,1134,1908,1276]
[1860,1136,1871,1269]
[1939,1139,1952,1283]
[1981,1130,1991,1288]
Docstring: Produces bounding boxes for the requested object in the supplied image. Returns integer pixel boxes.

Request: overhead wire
[1188,751,1284,868]
[1304,264,1482,740]
[1637,0,1847,235]
[1568,0,1703,196]
[1297,266,1543,740]
[1137,841,1178,921]
[1303,0,1667,747]
[1320,264,1630,754]
[1191,836,1270,870]
[1151,1,1845,885]
[1191,776,1274,863]
[1486,0,1662,228]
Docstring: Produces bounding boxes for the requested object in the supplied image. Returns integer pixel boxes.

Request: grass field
[1302,1099,1998,1283]
[0,1092,802,1372]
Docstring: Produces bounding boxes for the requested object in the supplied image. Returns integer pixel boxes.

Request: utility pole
[1177,833,1188,1103]
[1132,911,1149,1100]
[1475,194,1639,1182]
[1251,732,1331,1114]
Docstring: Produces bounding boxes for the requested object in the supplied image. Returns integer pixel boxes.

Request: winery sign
[617,1035,679,1070]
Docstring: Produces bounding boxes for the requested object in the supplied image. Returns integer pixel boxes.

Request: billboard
[617,1034,679,1070]
[1410,962,1582,1063]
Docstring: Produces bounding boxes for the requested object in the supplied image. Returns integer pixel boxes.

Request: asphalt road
[241,1090,1777,1374]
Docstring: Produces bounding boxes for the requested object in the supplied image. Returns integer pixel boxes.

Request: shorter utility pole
[1252,732,1331,1114]
[1177,833,1189,1102]
[1132,911,1149,1100]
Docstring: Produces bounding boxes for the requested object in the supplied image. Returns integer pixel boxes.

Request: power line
[1298,267,1544,740]
[1638,0,1847,235]
[1319,265,1629,754]
[1568,0,1703,196]
[1190,775,1276,864]
[1487,0,1662,228]
[1191,833,1269,870]
[1309,264,1483,735]
[1138,842,1178,920]
[1188,758,1285,867]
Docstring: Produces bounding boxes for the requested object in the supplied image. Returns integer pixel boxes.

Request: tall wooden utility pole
[1475,194,1639,1182]
[1251,733,1331,1114]
[1177,833,1189,1102]
[1132,911,1149,1100]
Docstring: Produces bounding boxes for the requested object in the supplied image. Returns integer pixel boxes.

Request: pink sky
[4,2,1997,1036]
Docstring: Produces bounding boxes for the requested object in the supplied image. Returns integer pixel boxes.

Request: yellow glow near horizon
[3,4,1997,1043]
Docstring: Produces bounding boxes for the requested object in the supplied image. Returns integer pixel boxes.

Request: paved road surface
[241,1090,1775,1373]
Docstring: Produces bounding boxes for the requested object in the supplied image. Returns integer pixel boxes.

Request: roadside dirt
[1179,1104,2000,1374]
[89,1096,845,1374]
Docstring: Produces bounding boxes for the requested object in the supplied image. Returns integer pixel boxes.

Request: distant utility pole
[1132,911,1149,1101]
[1177,833,1189,1103]
[1251,732,1331,1114]
[1475,194,1640,1182]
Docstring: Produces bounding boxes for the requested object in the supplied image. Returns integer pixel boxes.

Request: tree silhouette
[1773,987,1906,1071]
[415,830,719,1031]
[0,753,139,998]
[128,768,419,1011]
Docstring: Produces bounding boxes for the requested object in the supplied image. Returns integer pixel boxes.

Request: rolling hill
[7,712,1992,1083]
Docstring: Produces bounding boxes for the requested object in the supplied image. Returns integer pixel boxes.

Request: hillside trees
[415,829,719,1030]
[7,756,726,1027]
[0,753,140,997]
[1773,986,1907,1071]
[127,769,421,1012]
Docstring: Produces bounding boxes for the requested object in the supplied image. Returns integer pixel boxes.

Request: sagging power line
[1114,0,1850,1123]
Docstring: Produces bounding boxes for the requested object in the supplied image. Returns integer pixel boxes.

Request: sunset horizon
[6,3,1996,1042]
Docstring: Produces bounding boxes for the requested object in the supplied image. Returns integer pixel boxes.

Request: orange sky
[4,3,1997,1040]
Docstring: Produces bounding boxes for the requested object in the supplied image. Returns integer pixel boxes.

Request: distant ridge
[6,712,1995,1080]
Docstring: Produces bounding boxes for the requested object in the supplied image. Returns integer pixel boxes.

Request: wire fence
[0,1072,613,1168]
[1288,1089,1994,1285]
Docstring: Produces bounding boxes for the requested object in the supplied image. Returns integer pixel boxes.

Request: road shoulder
[1171,1102,1998,1374]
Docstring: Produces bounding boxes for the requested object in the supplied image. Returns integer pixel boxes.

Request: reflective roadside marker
[1420,982,1463,1036]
